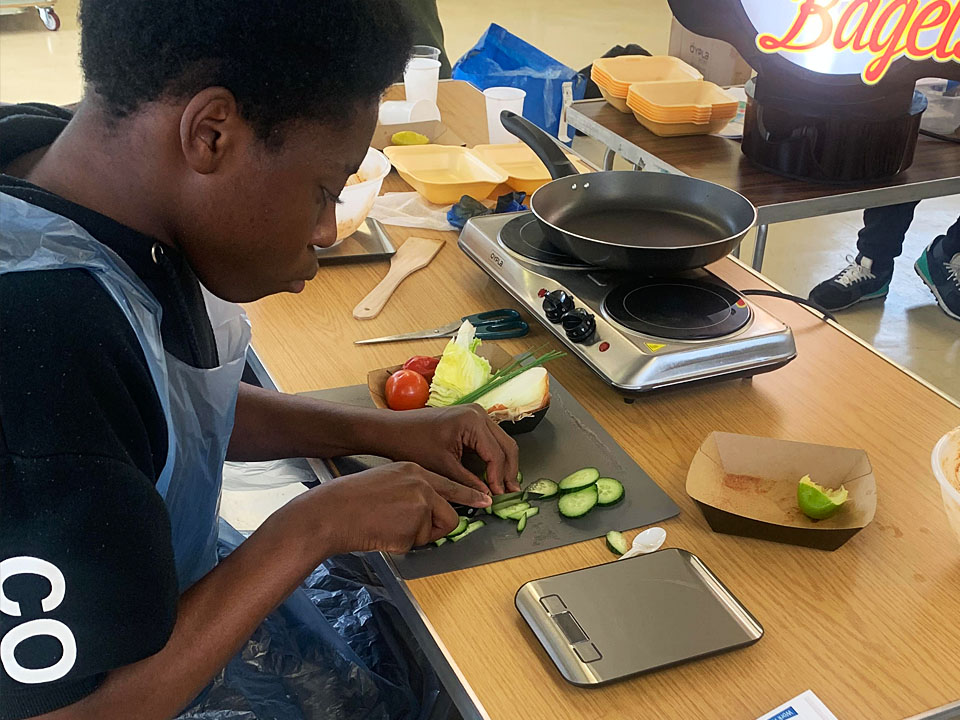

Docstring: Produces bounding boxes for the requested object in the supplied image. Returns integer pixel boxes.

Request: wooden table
[566,98,960,270]
[244,81,960,720]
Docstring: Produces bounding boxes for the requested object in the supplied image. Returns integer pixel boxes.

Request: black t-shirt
[0,103,219,719]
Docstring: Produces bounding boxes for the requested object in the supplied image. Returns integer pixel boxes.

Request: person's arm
[228,382,521,494]
[38,463,486,720]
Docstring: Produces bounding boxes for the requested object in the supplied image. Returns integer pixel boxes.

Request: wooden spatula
[353,236,444,320]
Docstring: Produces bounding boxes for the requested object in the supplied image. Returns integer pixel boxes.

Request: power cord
[740,289,837,322]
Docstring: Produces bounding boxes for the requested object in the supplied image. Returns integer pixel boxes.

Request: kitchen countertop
[242,80,960,720]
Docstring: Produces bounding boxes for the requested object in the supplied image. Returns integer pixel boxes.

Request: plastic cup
[378,99,441,125]
[404,57,441,105]
[411,45,441,62]
[932,426,960,548]
[484,87,526,143]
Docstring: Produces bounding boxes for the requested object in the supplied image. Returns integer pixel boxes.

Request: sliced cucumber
[558,467,600,494]
[491,497,526,514]
[451,520,485,542]
[605,530,628,556]
[495,502,530,520]
[522,507,539,519]
[446,516,469,538]
[517,513,528,534]
[484,506,492,515]
[596,477,625,506]
[526,478,559,499]
[558,485,598,518]
[434,537,448,547]
[517,471,523,485]
[491,491,523,504]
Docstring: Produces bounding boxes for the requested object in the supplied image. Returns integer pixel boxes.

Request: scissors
[355,309,529,345]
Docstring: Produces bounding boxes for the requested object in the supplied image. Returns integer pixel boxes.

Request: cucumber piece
[558,485,598,518]
[517,471,523,485]
[596,477,625,506]
[558,468,600,494]
[522,507,539,519]
[434,537,448,547]
[605,530,628,556]
[491,491,523,504]
[484,506,492,515]
[451,520,485,542]
[446,516,469,538]
[491,497,526,513]
[526,478,559,499]
[495,502,530,520]
[517,513,528,534]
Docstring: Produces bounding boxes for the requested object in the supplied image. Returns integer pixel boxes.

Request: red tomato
[385,369,429,410]
[402,355,440,383]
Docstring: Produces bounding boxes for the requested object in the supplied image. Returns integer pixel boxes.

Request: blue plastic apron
[0,192,432,720]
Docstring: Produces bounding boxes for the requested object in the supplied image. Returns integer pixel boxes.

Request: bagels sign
[744,0,960,84]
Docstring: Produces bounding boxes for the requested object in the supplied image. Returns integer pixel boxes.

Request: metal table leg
[752,224,769,271]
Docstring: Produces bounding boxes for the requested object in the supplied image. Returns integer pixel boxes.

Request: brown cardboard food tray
[686,431,877,550]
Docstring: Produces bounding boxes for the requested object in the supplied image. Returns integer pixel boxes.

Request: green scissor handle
[463,309,529,339]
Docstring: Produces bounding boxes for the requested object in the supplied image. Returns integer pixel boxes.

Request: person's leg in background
[809,201,919,311]
[915,214,960,321]
[405,0,452,78]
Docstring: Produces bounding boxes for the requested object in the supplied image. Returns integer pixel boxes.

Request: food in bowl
[334,147,391,242]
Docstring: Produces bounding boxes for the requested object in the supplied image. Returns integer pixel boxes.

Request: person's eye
[321,187,343,206]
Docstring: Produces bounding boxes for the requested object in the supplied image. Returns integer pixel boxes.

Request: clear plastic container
[932,426,960,548]
[334,147,391,242]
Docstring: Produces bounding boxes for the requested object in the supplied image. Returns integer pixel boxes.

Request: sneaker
[915,237,960,321]
[808,255,893,312]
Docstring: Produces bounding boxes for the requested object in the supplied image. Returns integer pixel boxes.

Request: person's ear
[178,87,246,174]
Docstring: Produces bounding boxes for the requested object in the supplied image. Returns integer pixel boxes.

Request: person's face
[174,98,378,302]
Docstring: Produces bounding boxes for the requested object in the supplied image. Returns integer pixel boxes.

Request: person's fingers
[468,415,508,494]
[442,459,492,497]
[488,420,520,492]
[423,491,460,545]
[420,467,492,508]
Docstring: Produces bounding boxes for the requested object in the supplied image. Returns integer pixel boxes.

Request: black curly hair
[79,0,412,144]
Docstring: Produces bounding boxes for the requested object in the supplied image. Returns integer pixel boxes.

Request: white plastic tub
[334,147,391,243]
[932,426,960,548]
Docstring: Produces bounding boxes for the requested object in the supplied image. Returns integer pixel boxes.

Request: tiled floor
[2,0,958,399]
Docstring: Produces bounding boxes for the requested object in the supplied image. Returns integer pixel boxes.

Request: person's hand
[303,462,491,556]
[369,404,521,495]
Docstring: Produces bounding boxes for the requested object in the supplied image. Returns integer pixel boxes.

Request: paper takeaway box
[687,432,877,551]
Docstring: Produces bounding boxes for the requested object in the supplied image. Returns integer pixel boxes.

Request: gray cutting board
[300,377,679,579]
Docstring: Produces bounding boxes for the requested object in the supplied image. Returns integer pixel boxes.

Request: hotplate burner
[603,277,750,341]
[498,214,592,269]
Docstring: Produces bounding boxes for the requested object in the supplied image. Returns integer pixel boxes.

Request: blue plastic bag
[452,24,586,139]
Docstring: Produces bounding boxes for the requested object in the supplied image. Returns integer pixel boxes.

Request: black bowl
[497,405,549,436]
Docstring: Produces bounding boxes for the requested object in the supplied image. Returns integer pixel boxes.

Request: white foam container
[932,426,960,548]
[334,147,391,243]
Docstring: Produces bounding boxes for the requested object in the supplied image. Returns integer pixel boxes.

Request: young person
[0,2,519,718]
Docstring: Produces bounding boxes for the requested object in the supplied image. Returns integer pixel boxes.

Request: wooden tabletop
[568,99,960,224]
[244,81,960,720]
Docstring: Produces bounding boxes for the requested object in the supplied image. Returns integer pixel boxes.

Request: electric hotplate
[459,213,796,393]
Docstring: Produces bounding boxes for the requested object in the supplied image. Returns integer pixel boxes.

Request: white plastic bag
[367,192,455,231]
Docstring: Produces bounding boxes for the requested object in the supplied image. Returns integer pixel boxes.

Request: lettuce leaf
[427,321,492,407]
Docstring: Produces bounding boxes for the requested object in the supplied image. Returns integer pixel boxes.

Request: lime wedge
[797,475,848,520]
[391,131,429,146]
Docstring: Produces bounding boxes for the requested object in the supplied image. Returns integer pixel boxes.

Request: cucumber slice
[517,513,528,534]
[495,502,530,520]
[451,520,485,542]
[434,537,447,547]
[558,485,598,518]
[605,530,628,556]
[558,468,600,494]
[491,491,523,504]
[446,516,470,538]
[522,507,539,519]
[484,506,492,515]
[491,497,526,514]
[596,477,625,506]
[526,478,559,499]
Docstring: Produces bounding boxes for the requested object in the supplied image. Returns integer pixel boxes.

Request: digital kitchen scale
[515,548,764,686]
[459,212,797,394]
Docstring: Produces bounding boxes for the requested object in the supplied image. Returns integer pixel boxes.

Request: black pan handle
[499,110,581,180]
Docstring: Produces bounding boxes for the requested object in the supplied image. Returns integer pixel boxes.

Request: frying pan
[500,111,757,273]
